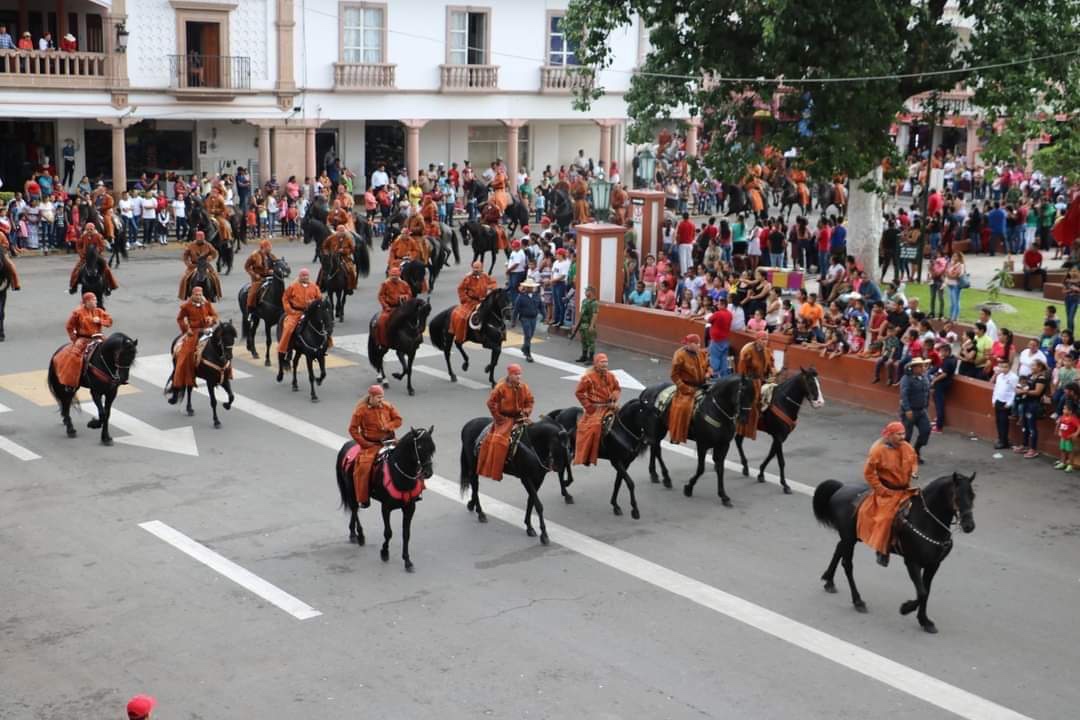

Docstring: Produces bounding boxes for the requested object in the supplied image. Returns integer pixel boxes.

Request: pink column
[304,127,316,180]
[966,118,980,168]
[402,119,427,183]
[502,119,526,192]
[685,120,699,158]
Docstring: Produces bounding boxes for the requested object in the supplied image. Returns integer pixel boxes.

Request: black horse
[816,181,847,217]
[334,426,436,571]
[722,183,756,228]
[399,258,428,298]
[368,297,431,396]
[318,250,351,322]
[302,195,332,250]
[210,222,234,275]
[733,367,825,494]
[75,243,109,308]
[428,288,512,387]
[459,417,572,545]
[238,256,290,364]
[186,198,220,247]
[813,472,977,633]
[166,321,236,428]
[0,244,12,341]
[380,207,407,251]
[459,221,503,274]
[504,198,530,236]
[75,197,103,234]
[277,297,333,401]
[546,187,573,231]
[777,177,809,221]
[184,254,219,302]
[545,399,661,519]
[638,375,754,507]
[108,209,128,268]
[47,332,138,445]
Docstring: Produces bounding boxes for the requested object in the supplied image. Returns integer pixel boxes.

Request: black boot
[876,552,890,567]
[575,352,588,362]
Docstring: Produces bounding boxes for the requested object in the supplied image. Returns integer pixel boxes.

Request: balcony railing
[169,54,251,95]
[540,65,592,94]
[440,64,499,92]
[333,62,396,91]
[0,49,109,89]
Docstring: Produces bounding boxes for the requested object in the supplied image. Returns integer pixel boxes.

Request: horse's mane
[388,297,428,334]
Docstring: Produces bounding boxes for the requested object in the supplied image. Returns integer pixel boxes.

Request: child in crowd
[792,318,815,345]
[1055,403,1079,472]
[746,309,767,334]
[539,256,554,323]
[1052,351,1079,417]
[257,202,268,238]
[819,327,848,359]
[845,319,866,355]
[872,325,902,384]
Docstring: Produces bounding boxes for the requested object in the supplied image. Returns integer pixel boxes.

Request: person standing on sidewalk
[514,279,542,362]
[705,296,733,376]
[930,343,957,432]
[899,357,932,462]
[991,357,1019,449]
[675,212,696,274]
[572,286,599,363]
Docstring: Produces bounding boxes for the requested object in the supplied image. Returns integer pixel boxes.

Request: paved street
[2,240,1078,719]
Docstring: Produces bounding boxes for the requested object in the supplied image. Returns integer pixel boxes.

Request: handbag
[958,272,971,289]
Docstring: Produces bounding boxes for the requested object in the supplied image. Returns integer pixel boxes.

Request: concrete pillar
[258,126,272,186]
[402,119,427,182]
[966,118,980,168]
[596,120,614,177]
[305,127,316,180]
[112,125,126,194]
[685,121,699,158]
[575,222,628,311]
[502,119,526,194]
[275,0,297,97]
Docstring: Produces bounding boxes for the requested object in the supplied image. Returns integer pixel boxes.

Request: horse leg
[840,539,867,612]
[655,441,673,489]
[264,322,274,366]
[401,502,416,571]
[390,349,406,381]
[903,559,937,633]
[316,353,327,385]
[290,351,300,390]
[185,387,195,417]
[622,466,641,520]
[522,476,549,544]
[683,442,708,497]
[442,343,457,383]
[222,377,234,411]
[648,441,660,484]
[354,508,366,546]
[60,391,76,437]
[246,315,258,357]
[308,355,319,402]
[734,434,750,477]
[98,390,115,446]
[456,341,469,373]
[774,441,791,494]
[487,249,496,275]
[379,503,393,562]
[713,441,732,507]
[207,382,221,428]
[484,345,501,386]
[757,438,777,483]
[404,350,416,396]
[821,539,844,594]
[468,474,487,523]
[558,467,574,504]
[610,464,624,517]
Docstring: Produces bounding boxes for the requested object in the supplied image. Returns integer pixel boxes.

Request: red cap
[259,239,272,251]
[127,694,156,719]
[507,363,523,375]
[683,333,701,345]
[511,239,522,249]
[368,384,384,396]
[195,230,205,240]
[521,225,531,234]
[540,216,551,226]
[593,353,608,365]
[556,248,567,256]
[882,421,905,436]
[82,291,96,302]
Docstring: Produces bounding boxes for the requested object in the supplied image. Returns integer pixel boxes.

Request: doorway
[316,129,338,180]
[364,123,404,188]
[184,21,221,87]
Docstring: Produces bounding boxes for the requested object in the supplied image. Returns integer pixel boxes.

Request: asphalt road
[1,239,1077,720]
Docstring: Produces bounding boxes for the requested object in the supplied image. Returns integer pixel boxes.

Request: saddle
[654,384,707,416]
[468,308,482,330]
[760,382,777,412]
[474,421,527,464]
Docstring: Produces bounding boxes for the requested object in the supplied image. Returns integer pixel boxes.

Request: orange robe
[53,306,113,387]
[178,241,221,299]
[450,272,495,343]
[481,203,508,250]
[374,277,413,346]
[173,299,218,389]
[244,250,277,308]
[790,169,810,208]
[278,280,323,353]
[0,231,21,289]
[328,206,354,233]
[490,171,510,214]
[205,191,232,241]
[320,231,357,290]
[610,186,629,226]
[387,234,424,269]
[571,178,590,225]
[477,380,535,481]
[668,347,709,444]
[856,439,919,555]
[744,176,765,213]
[833,180,847,208]
[573,369,621,465]
[349,400,403,504]
[100,193,115,239]
[421,199,441,239]
[735,342,775,440]
[69,230,118,290]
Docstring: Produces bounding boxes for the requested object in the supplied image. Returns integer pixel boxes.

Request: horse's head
[272,257,291,280]
[799,366,826,408]
[215,321,237,363]
[952,471,976,533]
[407,425,436,480]
[309,297,334,333]
[107,333,138,384]
[483,288,513,325]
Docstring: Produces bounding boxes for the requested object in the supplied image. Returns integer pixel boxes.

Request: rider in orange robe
[450,261,496,344]
[481,202,508,251]
[327,200,354,234]
[349,385,404,507]
[789,168,811,209]
[320,225,358,294]
[420,196,441,240]
[743,165,765,215]
[490,168,510,214]
[177,231,221,300]
[0,230,22,290]
[735,331,775,440]
[98,189,115,241]
[69,223,118,293]
[832,174,848,209]
[170,286,219,401]
[387,215,426,269]
[610,183,629,226]
[857,422,919,566]
[374,266,413,346]
[477,364,534,480]
[668,334,711,444]
[278,268,323,355]
[574,353,621,466]
[571,176,590,225]
[244,239,278,310]
[205,184,233,241]
[53,293,113,387]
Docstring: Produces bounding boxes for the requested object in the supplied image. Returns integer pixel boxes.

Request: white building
[0,0,655,193]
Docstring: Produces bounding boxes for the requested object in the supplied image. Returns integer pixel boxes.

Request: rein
[897,485,960,558]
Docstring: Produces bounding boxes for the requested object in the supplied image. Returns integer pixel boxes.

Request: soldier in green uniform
[573,285,599,363]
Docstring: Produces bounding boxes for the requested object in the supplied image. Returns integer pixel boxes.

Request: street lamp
[115,22,129,53]
[589,178,613,222]
[637,148,656,190]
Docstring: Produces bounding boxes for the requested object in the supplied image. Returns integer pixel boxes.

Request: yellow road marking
[0,369,139,407]
[235,350,356,370]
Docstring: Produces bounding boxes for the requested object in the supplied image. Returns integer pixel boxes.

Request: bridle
[92,340,132,385]
[702,380,747,427]
[392,430,431,482]
[297,303,331,352]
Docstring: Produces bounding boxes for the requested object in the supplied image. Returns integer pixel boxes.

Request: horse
[0,244,10,341]
[546,187,573,231]
[334,427,435,571]
[380,208,407,251]
[238,256,290,364]
[777,177,809,221]
[368,297,431,396]
[459,221,503,275]
[108,210,128,268]
[75,197,103,234]
[76,243,109,308]
[812,472,977,633]
[399,259,429,298]
[545,398,661,519]
[637,374,754,507]
[422,235,450,292]
[733,367,825,494]
[318,249,350,322]
[277,296,334,401]
[428,288,512,387]
[210,220,234,275]
[504,198,530,236]
[816,181,847,217]
[184,254,218,302]
[186,198,220,247]
[47,332,138,445]
[353,213,375,250]
[722,183,756,228]
[459,417,572,545]
[302,195,331,250]
[167,321,236,428]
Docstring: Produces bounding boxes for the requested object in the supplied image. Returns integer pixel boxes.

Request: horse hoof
[88,419,101,429]
[391,372,403,380]
[663,478,672,489]
[743,468,751,478]
[631,508,641,520]
[213,420,222,429]
[449,375,457,383]
[66,428,77,438]
[650,475,660,484]
[477,512,488,523]
[782,485,793,495]
[461,361,470,372]
[380,548,389,562]
[101,438,114,447]
[526,527,536,537]
[381,380,390,388]
[265,359,272,367]
[466,499,475,512]
[404,561,415,572]
[900,600,919,615]
[185,409,195,417]
[721,497,733,508]
[408,388,415,396]
[823,582,837,594]
[563,494,574,504]
[612,505,623,516]
[683,484,693,497]
[291,385,298,392]
[357,535,365,546]
[921,622,938,634]
[540,533,550,546]
[483,364,492,374]
[311,396,319,403]
[223,402,232,411]
[276,372,284,382]
[854,601,868,613]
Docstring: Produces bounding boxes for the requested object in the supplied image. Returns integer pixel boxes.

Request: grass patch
[903,283,1061,336]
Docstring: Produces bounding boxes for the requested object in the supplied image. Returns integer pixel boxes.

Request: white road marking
[660,441,814,496]
[412,365,489,389]
[0,436,40,461]
[209,391,1030,720]
[504,348,646,390]
[0,402,11,413]
[80,402,199,457]
[335,333,442,359]
[134,352,252,382]
[139,520,321,621]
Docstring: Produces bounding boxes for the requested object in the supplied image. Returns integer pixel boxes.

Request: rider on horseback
[858,421,919,567]
[374,266,412,346]
[669,334,712,444]
[348,384,403,508]
[388,215,428,269]
[743,165,766,217]
[570,174,590,225]
[320,224,358,295]
[789,167,811,210]
[53,292,113,388]
[420,195,441,240]
[278,268,323,361]
[489,163,511,214]
[450,261,496,344]
[480,201,508,251]
[574,353,621,466]
[243,239,278,310]
[0,229,22,290]
[735,331,776,440]
[169,286,219,404]
[327,199,353,233]
[178,230,222,299]
[69,223,118,294]
[477,364,534,481]
[205,182,233,242]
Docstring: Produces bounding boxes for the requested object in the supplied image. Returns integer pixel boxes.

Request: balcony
[440,64,499,93]
[168,54,253,100]
[0,50,109,89]
[540,65,592,94]
[333,62,396,91]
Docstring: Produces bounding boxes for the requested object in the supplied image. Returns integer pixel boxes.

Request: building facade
[0,0,654,193]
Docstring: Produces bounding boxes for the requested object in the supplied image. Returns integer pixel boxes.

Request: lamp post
[589,178,613,223]
[919,90,964,224]
[636,148,656,190]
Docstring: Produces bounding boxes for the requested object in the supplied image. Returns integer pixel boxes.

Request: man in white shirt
[979,308,998,343]
[371,164,389,191]
[991,358,1019,449]
[506,239,528,324]
[551,250,572,328]
[130,191,143,246]
[1017,340,1047,379]
[140,191,158,247]
[172,196,188,242]
[571,149,589,173]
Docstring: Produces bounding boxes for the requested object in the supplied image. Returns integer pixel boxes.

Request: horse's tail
[46,353,63,408]
[459,223,471,246]
[449,226,461,264]
[335,442,358,512]
[356,240,371,278]
[813,480,843,529]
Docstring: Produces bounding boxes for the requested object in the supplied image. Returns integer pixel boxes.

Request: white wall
[558,123,602,169]
[194,120,257,176]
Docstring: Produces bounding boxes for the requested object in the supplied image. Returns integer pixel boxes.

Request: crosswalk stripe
[0,369,139,407]
[0,436,41,461]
